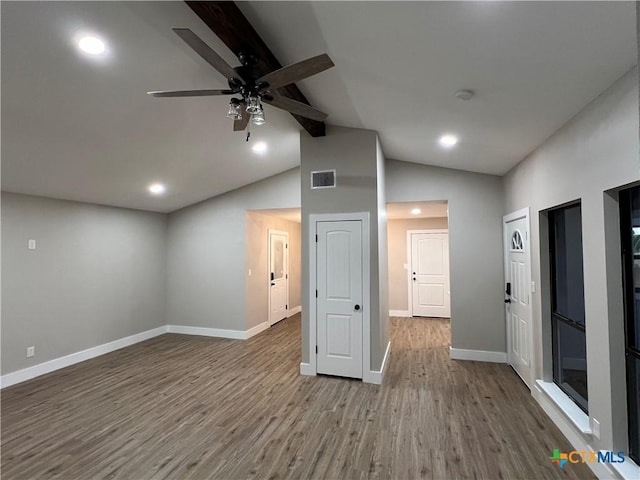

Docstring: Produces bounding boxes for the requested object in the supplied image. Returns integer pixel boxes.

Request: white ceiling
[2,2,637,212]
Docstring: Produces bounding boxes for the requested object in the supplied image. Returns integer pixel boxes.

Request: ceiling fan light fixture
[246,96,261,115]
[251,109,266,126]
[226,101,242,121]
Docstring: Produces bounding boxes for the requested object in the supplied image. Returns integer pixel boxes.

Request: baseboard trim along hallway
[449,346,507,363]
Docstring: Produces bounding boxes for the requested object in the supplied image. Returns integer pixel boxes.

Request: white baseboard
[389,310,410,317]
[167,324,255,340]
[300,362,315,376]
[2,320,277,389]
[246,321,270,339]
[1,326,167,389]
[449,346,507,363]
[288,305,302,317]
[364,341,391,385]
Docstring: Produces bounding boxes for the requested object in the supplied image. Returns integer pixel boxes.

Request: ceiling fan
[148,28,334,136]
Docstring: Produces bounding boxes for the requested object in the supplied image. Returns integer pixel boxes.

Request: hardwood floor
[1,315,595,479]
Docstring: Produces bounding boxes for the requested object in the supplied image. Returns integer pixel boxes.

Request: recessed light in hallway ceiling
[148,183,166,195]
[439,134,459,149]
[76,35,106,55]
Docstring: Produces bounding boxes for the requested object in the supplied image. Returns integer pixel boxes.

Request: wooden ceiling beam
[185,1,326,137]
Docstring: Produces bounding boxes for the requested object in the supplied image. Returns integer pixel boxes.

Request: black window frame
[548,202,588,413]
[619,187,640,465]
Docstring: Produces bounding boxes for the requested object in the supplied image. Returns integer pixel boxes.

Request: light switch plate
[28,239,36,250]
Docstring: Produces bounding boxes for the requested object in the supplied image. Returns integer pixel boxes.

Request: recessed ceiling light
[252,141,268,155]
[439,134,458,148]
[148,183,166,195]
[411,208,421,215]
[77,36,106,55]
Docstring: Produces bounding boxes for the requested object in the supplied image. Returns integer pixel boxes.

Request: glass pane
[627,355,640,464]
[628,355,640,464]
[631,188,640,350]
[272,239,284,280]
[552,206,585,324]
[555,319,588,411]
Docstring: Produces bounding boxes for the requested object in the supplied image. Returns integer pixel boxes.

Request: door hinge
[315,289,318,298]
[316,345,318,354]
[286,243,288,249]
[315,234,318,242]
[286,304,288,309]
[286,274,288,279]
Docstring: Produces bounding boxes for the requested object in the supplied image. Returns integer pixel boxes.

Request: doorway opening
[386,201,450,319]
[245,208,302,331]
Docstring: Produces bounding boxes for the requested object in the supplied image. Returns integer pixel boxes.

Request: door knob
[271,283,275,286]
[412,277,416,281]
[504,299,511,304]
[354,304,361,311]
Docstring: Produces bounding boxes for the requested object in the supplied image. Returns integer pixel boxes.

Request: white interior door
[504,210,532,387]
[269,230,289,325]
[316,220,363,379]
[410,232,450,318]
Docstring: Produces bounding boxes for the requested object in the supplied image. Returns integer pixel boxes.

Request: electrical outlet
[26,346,35,358]
[592,418,600,439]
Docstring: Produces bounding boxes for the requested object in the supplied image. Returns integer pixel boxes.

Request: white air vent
[311,169,336,189]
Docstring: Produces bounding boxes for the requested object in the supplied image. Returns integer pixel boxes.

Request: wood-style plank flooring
[1,315,595,479]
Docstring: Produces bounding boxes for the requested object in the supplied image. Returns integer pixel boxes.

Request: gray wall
[386,160,505,353]
[376,138,390,364]
[166,168,300,331]
[1,192,167,374]
[503,67,639,452]
[245,211,301,329]
[387,217,449,311]
[300,127,388,370]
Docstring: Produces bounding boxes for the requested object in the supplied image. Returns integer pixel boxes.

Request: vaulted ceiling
[2,1,636,212]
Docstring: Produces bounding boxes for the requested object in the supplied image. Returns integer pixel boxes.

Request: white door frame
[268,229,289,326]
[406,229,449,317]
[308,212,370,378]
[503,207,534,387]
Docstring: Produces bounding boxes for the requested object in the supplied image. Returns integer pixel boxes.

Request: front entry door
[504,210,532,387]
[316,221,363,379]
[269,230,289,325]
[410,232,451,318]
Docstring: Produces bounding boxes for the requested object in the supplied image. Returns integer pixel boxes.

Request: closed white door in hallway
[503,209,532,388]
[410,232,450,318]
[269,230,289,325]
[316,220,363,379]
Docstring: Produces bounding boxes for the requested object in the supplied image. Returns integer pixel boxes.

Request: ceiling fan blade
[172,28,242,83]
[147,89,233,98]
[233,114,250,131]
[263,95,328,121]
[258,54,334,90]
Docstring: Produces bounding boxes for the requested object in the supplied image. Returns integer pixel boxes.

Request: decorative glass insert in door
[272,238,284,279]
[511,230,524,251]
